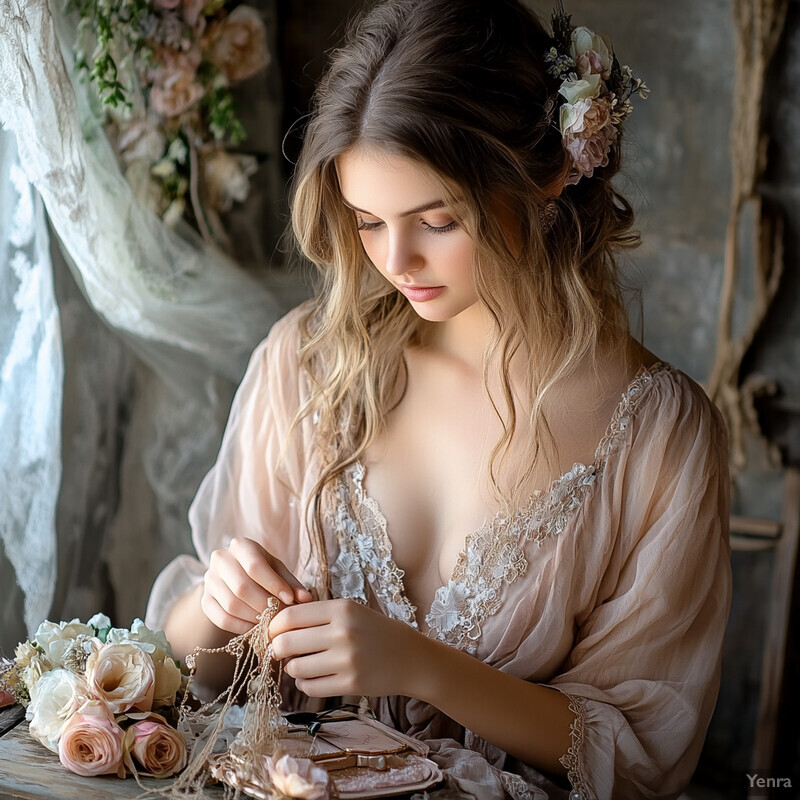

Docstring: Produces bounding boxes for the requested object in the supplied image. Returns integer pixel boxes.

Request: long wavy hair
[287,0,639,586]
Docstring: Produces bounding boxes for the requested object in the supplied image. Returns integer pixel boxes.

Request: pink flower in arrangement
[57,701,125,777]
[564,124,618,184]
[181,0,207,29]
[124,719,187,778]
[575,49,605,78]
[153,0,181,8]
[579,96,612,137]
[149,48,205,119]
[207,5,270,83]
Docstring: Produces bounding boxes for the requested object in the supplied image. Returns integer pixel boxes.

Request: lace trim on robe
[426,363,668,654]
[328,463,419,626]
[328,364,668,655]
[558,693,591,800]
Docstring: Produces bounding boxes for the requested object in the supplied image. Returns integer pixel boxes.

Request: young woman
[146,1,732,797]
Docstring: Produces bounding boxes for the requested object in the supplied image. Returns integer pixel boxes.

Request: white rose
[103,621,181,707]
[87,613,112,631]
[27,669,89,752]
[35,620,94,668]
[558,74,602,106]
[560,97,593,136]
[85,643,155,715]
[126,619,172,656]
[570,26,614,74]
[151,655,182,708]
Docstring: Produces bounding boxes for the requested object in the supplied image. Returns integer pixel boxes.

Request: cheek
[358,233,385,270]
[445,237,476,278]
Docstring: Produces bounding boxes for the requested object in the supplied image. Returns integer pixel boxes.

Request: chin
[407,297,480,323]
[407,303,463,322]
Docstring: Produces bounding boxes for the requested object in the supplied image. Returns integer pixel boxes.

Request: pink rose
[149,49,205,119]
[207,5,269,83]
[575,50,605,78]
[85,642,155,715]
[181,0,206,28]
[154,0,181,8]
[579,97,611,137]
[564,125,618,183]
[57,701,125,777]
[124,720,187,778]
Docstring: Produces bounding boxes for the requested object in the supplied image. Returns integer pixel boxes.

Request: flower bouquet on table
[0,614,187,780]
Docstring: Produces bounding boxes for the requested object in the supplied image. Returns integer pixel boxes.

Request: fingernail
[280,591,293,605]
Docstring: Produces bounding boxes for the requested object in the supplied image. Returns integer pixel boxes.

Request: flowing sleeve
[145,306,314,631]
[549,372,732,800]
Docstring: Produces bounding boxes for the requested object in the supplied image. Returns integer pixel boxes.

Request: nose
[384,229,421,276]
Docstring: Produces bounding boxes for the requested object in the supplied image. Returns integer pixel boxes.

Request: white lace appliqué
[328,463,418,627]
[559,693,591,800]
[328,366,667,655]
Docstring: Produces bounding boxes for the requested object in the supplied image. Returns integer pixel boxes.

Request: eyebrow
[341,198,447,218]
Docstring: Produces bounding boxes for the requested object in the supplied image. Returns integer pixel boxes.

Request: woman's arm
[413,632,574,777]
[268,598,573,778]
[163,583,236,693]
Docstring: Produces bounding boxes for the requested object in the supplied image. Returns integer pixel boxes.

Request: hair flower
[546,2,648,185]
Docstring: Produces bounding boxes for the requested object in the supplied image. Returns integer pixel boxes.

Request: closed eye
[422,220,459,235]
[356,216,384,232]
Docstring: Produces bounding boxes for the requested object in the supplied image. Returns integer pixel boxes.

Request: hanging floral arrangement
[69,0,270,251]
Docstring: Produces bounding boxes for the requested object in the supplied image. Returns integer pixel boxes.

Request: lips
[398,284,446,302]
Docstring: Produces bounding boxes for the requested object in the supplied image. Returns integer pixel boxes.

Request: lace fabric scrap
[153,597,286,798]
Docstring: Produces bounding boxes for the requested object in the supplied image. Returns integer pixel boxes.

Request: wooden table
[0,706,464,800]
[0,705,222,800]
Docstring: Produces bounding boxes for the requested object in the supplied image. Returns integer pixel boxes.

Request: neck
[422,303,494,374]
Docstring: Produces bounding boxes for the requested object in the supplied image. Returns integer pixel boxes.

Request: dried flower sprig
[67,0,270,250]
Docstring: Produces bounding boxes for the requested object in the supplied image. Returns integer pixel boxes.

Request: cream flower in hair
[558,73,602,105]
[570,26,614,76]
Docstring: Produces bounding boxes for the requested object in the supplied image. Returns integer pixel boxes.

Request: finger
[200,593,252,636]
[205,570,262,624]
[270,627,327,661]
[268,599,343,638]
[294,675,346,699]
[294,586,314,603]
[209,556,271,616]
[230,538,305,605]
[283,652,336,681]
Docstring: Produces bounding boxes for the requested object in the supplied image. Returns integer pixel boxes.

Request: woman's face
[336,146,478,323]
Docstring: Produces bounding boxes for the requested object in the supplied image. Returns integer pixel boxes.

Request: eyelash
[356,217,459,235]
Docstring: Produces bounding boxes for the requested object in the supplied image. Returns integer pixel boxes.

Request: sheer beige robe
[147,306,732,800]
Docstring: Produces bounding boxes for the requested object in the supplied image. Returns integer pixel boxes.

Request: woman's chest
[360,367,504,615]
[324,456,600,662]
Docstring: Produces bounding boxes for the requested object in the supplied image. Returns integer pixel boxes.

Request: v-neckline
[340,362,670,634]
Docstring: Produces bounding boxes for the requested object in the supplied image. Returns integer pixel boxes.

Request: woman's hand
[201,537,313,634]
[268,599,430,699]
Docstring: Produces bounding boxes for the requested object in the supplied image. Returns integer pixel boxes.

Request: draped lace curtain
[0,0,289,651]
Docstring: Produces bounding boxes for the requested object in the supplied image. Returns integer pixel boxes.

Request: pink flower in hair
[564,125,618,184]
[575,50,605,78]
